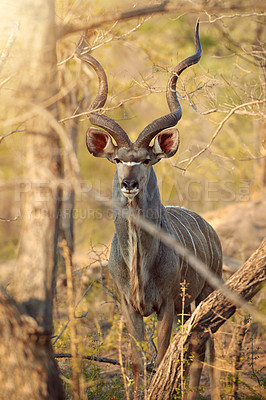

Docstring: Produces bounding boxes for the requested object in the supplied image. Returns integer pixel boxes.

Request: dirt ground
[206,191,266,262]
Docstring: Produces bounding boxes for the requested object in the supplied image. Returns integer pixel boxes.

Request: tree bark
[147,239,266,400]
[1,0,65,398]
[58,85,79,257]
[0,288,64,400]
[15,0,61,332]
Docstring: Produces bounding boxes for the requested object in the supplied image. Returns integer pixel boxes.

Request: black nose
[121,179,138,191]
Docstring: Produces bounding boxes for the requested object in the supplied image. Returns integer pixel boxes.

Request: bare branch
[0,216,19,222]
[56,2,266,40]
[54,352,121,366]
[0,22,19,74]
[59,93,149,124]
[0,73,17,89]
[204,11,266,23]
[118,318,131,400]
[207,149,266,163]
[56,1,169,39]
[179,99,266,170]
[57,19,148,66]
[54,351,153,373]
[90,18,150,52]
[0,129,25,144]
[52,282,93,346]
[33,105,81,177]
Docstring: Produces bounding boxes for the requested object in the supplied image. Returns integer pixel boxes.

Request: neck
[112,167,162,261]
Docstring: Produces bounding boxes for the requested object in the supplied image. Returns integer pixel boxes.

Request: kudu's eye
[114,158,121,164]
[143,159,151,165]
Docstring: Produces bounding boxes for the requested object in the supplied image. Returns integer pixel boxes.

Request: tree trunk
[15,0,61,332]
[58,86,79,257]
[0,0,64,398]
[0,288,64,400]
[147,239,266,400]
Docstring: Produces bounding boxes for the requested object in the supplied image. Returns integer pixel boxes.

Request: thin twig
[144,315,157,361]
[59,240,80,398]
[0,73,17,89]
[180,280,187,399]
[0,129,25,144]
[52,282,93,345]
[119,317,131,400]
[204,11,266,24]
[0,22,19,74]
[0,216,19,222]
[90,18,150,52]
[179,99,266,169]
[59,93,149,124]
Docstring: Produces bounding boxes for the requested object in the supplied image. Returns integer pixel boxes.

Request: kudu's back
[165,206,223,313]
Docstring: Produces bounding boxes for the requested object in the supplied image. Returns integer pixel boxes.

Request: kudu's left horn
[76,34,131,148]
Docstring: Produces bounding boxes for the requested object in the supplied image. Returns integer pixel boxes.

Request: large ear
[86,127,116,160]
[152,128,180,160]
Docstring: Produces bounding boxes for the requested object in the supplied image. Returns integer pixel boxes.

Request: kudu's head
[77,21,202,200]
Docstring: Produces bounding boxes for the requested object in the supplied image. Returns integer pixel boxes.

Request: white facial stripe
[121,161,141,166]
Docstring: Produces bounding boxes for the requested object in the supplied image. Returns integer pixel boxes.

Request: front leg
[121,297,144,399]
[157,300,174,366]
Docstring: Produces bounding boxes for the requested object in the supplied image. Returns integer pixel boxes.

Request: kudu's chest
[109,220,180,317]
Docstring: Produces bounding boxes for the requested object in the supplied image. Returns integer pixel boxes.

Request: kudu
[77,20,223,399]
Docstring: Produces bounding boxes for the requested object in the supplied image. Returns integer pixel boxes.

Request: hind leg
[195,285,220,399]
[120,297,144,400]
[206,336,221,399]
[173,303,203,400]
[186,333,205,400]
[185,286,213,399]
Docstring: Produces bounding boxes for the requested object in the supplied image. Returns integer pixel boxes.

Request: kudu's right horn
[135,19,202,148]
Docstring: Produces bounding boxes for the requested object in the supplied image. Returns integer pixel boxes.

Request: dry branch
[147,239,266,400]
[0,129,25,144]
[56,1,266,40]
[59,240,80,399]
[180,99,266,170]
[54,352,121,366]
[0,22,19,74]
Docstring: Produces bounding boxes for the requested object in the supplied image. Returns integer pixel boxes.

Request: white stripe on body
[166,214,186,272]
[167,210,197,256]
[202,219,214,270]
[175,207,209,265]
